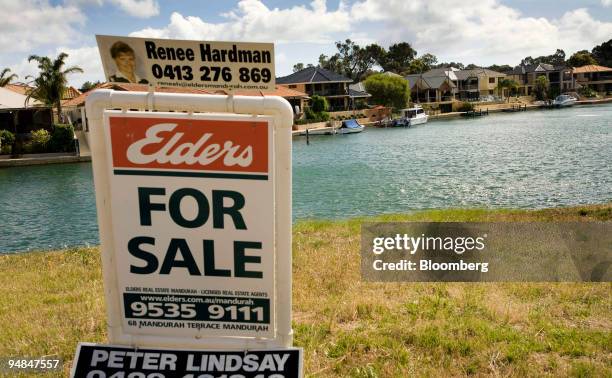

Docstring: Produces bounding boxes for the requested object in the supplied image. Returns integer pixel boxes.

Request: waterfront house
[454,68,506,100]
[276,66,353,111]
[0,83,52,135]
[405,68,458,105]
[348,81,372,109]
[572,65,612,95]
[506,63,575,96]
[405,67,507,104]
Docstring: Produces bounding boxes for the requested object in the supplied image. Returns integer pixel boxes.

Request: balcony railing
[309,89,348,97]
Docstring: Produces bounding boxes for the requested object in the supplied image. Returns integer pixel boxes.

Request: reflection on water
[1,104,611,252]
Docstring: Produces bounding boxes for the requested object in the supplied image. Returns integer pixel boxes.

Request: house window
[489,77,495,84]
[288,85,297,89]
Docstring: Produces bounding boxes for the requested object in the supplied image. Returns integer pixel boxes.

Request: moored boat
[398,104,429,127]
[553,94,577,107]
[337,119,364,134]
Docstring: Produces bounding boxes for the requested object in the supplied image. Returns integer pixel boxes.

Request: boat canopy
[342,119,362,129]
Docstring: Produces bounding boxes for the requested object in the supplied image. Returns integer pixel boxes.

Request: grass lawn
[1,204,610,377]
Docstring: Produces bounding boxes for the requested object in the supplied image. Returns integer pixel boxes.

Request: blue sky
[3,0,612,87]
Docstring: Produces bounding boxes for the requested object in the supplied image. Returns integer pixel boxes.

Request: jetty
[461,109,489,117]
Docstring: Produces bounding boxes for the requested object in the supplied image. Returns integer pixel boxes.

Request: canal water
[1,104,610,253]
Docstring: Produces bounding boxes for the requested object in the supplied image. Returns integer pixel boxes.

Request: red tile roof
[62,86,82,100]
[3,83,33,95]
[572,64,612,73]
[63,82,308,107]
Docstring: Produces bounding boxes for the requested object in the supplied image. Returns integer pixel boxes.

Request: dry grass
[0,204,611,377]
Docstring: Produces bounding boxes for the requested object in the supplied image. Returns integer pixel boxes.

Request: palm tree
[26,53,83,119]
[0,68,18,87]
[496,78,519,102]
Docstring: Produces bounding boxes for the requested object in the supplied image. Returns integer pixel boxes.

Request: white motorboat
[336,119,364,134]
[553,94,577,107]
[399,105,429,126]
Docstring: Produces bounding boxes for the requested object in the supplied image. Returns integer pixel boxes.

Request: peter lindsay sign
[96,35,275,91]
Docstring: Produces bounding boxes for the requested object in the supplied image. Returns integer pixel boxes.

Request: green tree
[292,63,304,72]
[329,39,382,81]
[0,68,18,87]
[567,50,598,67]
[406,53,438,74]
[310,95,328,113]
[591,39,612,67]
[486,64,513,73]
[26,52,83,117]
[304,95,329,122]
[365,43,387,70]
[533,75,550,100]
[522,49,566,66]
[496,78,519,101]
[364,73,410,109]
[79,80,101,93]
[318,53,343,74]
[383,42,417,73]
[434,62,465,70]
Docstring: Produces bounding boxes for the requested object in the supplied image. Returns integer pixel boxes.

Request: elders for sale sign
[103,111,275,339]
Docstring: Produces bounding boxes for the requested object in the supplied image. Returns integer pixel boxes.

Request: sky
[2,0,612,88]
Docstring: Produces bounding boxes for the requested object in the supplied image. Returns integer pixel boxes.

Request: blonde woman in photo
[109,41,149,84]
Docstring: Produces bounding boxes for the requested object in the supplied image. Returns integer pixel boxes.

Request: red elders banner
[109,116,268,173]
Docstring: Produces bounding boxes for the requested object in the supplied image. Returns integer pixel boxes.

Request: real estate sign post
[72,36,299,377]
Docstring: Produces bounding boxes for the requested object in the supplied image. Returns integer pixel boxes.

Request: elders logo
[109,116,268,173]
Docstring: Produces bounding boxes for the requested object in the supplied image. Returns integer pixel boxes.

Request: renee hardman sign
[77,87,296,376]
[96,35,275,91]
[105,112,275,339]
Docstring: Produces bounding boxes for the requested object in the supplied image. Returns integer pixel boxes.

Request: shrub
[578,86,597,98]
[21,141,34,154]
[456,101,474,112]
[50,124,75,153]
[0,130,15,154]
[310,95,328,113]
[364,73,410,110]
[304,108,330,122]
[31,129,51,153]
[304,108,316,120]
[355,101,368,110]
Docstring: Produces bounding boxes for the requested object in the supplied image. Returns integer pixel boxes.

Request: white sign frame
[86,89,293,350]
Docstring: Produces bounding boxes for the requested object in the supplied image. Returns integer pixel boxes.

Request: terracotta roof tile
[62,83,308,107]
[572,64,612,73]
[3,83,32,96]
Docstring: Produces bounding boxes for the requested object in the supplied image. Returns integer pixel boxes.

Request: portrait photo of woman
[108,41,149,84]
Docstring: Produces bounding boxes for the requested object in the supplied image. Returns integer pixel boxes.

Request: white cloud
[0,0,85,53]
[110,0,159,18]
[347,0,612,65]
[601,0,612,7]
[127,0,612,73]
[130,0,351,43]
[64,0,159,18]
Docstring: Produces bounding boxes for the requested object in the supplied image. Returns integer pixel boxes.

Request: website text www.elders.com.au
[1,0,612,377]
